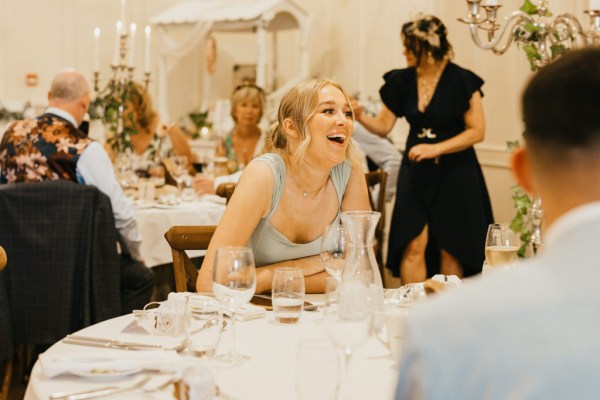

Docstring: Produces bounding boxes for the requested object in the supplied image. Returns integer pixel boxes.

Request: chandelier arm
[553,14,589,46]
[469,12,532,54]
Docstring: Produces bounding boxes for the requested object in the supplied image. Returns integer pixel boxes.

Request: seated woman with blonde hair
[196,79,371,294]
[193,83,266,195]
[104,82,194,175]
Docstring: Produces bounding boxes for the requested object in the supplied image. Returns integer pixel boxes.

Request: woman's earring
[427,52,434,65]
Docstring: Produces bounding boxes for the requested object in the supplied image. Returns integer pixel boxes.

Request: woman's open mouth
[327,133,346,144]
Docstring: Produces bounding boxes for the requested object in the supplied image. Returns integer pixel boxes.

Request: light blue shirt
[47,107,142,260]
[352,122,401,201]
[396,202,600,400]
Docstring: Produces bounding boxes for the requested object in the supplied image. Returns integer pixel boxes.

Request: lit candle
[120,0,127,28]
[590,0,600,10]
[144,25,151,72]
[93,27,100,72]
[483,0,498,5]
[129,23,136,67]
[113,21,122,66]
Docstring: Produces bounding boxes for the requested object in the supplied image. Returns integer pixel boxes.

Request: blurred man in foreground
[396,48,600,399]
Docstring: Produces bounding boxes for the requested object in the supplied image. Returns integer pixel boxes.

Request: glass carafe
[340,210,384,332]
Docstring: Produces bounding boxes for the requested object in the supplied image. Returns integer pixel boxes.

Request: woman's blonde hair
[266,79,356,169]
[123,81,158,132]
[230,84,266,123]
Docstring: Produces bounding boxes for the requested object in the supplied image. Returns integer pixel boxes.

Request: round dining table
[134,195,226,268]
[24,296,400,399]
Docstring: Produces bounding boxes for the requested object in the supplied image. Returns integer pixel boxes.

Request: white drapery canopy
[150,0,312,121]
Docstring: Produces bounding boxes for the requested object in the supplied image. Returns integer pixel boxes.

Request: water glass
[186,298,222,358]
[212,246,256,364]
[375,304,410,359]
[320,224,348,280]
[272,268,305,324]
[295,340,339,400]
[485,223,520,267]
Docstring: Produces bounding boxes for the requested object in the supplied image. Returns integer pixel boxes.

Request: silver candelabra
[459,0,600,68]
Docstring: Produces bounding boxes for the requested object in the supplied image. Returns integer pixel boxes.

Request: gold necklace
[290,170,329,198]
[417,64,445,111]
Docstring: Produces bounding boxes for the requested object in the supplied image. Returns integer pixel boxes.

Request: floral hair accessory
[405,14,442,48]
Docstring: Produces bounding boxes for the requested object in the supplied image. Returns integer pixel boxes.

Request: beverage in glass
[272,267,305,324]
[320,224,348,280]
[485,223,520,267]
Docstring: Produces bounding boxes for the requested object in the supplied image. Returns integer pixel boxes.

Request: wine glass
[212,246,256,364]
[320,224,348,280]
[485,223,520,268]
[322,277,371,399]
[169,155,188,196]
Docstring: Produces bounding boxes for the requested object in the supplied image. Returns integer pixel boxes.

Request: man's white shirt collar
[46,107,77,128]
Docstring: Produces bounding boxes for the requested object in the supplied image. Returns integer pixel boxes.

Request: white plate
[71,367,142,379]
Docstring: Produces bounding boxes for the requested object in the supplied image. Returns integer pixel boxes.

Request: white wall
[0,0,590,223]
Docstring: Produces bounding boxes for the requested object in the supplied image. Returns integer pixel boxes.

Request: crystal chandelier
[459,0,600,69]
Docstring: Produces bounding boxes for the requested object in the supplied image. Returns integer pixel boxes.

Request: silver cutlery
[62,335,188,351]
[49,375,150,400]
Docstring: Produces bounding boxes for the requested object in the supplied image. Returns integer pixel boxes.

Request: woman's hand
[193,175,216,195]
[408,143,441,162]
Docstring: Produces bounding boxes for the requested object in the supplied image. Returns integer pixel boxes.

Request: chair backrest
[164,226,216,292]
[216,182,236,204]
[0,180,121,345]
[364,169,388,285]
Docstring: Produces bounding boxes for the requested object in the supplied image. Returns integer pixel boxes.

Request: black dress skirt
[381,63,494,277]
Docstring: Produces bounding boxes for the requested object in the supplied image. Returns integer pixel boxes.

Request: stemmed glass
[212,246,256,364]
[169,155,188,197]
[322,277,371,399]
[485,223,520,268]
[320,224,348,281]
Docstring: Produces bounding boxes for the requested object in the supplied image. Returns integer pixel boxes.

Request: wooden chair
[0,245,11,400]
[364,169,388,286]
[164,226,217,292]
[216,182,236,204]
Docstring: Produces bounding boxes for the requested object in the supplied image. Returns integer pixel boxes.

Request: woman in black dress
[353,15,493,283]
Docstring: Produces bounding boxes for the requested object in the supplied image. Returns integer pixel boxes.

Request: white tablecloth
[134,198,225,267]
[25,300,400,399]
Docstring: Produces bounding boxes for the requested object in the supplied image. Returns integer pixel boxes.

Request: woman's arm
[408,92,485,162]
[351,100,397,137]
[196,161,273,292]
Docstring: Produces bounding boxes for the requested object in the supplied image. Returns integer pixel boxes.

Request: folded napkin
[169,292,266,321]
[39,350,183,378]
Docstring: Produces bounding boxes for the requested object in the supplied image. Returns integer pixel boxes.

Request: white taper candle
[145,25,151,72]
[120,0,127,29]
[129,23,136,67]
[93,27,100,72]
[113,21,122,66]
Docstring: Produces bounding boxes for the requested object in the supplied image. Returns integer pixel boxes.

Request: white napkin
[169,292,266,321]
[39,350,183,378]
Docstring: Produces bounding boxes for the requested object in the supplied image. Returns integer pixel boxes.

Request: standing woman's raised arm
[351,101,397,138]
[196,160,274,292]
